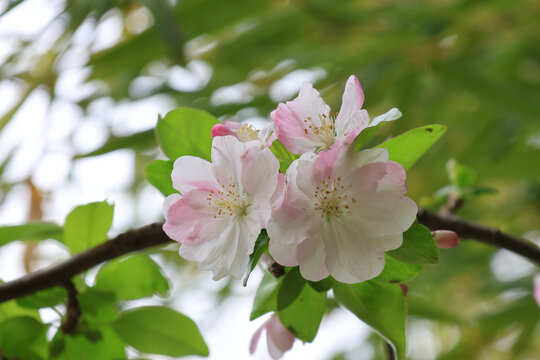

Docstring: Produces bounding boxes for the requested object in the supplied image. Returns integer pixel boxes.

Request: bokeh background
[0,0,539,359]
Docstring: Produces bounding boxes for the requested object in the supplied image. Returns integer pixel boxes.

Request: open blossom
[271,75,402,154]
[163,136,280,280]
[249,314,295,360]
[267,134,417,283]
[211,120,276,148]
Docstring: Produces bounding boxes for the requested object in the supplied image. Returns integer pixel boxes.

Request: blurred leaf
[354,121,389,150]
[308,277,333,293]
[17,287,67,309]
[243,230,269,286]
[95,254,169,301]
[250,272,280,321]
[78,289,117,324]
[333,280,407,360]
[375,255,423,283]
[446,158,476,188]
[0,222,63,247]
[407,295,463,325]
[76,130,155,158]
[155,107,218,161]
[0,316,48,360]
[51,326,125,360]
[63,201,114,254]
[388,223,439,265]
[145,160,176,196]
[376,125,447,170]
[277,268,326,343]
[112,306,209,357]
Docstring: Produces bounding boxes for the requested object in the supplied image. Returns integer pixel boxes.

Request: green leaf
[446,158,476,188]
[277,268,326,342]
[112,306,209,357]
[0,316,48,360]
[51,326,125,360]
[155,107,219,161]
[78,289,118,324]
[388,224,439,265]
[333,280,407,360]
[63,201,114,254]
[269,140,299,173]
[243,230,269,286]
[354,121,388,150]
[145,160,176,196]
[0,222,63,247]
[375,255,423,283]
[95,254,170,301]
[250,272,280,321]
[376,124,447,170]
[17,287,67,309]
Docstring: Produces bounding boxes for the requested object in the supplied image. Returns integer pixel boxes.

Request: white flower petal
[370,107,402,127]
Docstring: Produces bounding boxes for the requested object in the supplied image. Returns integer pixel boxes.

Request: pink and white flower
[271,75,402,154]
[212,120,276,148]
[249,314,295,360]
[163,136,280,280]
[267,134,417,283]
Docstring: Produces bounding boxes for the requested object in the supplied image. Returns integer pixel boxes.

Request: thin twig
[0,211,539,303]
[61,280,81,334]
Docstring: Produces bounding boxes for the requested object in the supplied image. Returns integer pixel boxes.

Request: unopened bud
[211,124,235,138]
[432,230,458,249]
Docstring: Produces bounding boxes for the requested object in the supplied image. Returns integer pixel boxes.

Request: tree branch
[0,210,539,303]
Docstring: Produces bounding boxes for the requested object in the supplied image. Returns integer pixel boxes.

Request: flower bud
[432,230,458,249]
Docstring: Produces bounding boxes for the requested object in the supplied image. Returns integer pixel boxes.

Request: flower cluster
[163,75,417,283]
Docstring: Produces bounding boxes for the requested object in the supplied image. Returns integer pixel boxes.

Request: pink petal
[323,221,386,283]
[377,161,408,196]
[211,124,236,138]
[335,76,366,137]
[272,83,331,154]
[266,316,295,360]
[249,323,265,354]
[534,275,540,307]
[241,146,279,200]
[432,230,459,249]
[172,156,217,194]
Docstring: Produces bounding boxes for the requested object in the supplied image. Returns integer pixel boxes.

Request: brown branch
[0,222,170,303]
[61,280,81,334]
[0,210,539,303]
[418,208,540,264]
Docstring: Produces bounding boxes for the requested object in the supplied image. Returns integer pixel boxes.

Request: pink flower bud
[534,275,540,307]
[211,123,235,138]
[432,230,458,249]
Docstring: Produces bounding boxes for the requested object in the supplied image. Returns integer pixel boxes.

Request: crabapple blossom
[163,135,280,280]
[432,230,459,249]
[271,75,402,154]
[534,275,540,307]
[211,120,276,147]
[249,314,295,360]
[267,133,417,283]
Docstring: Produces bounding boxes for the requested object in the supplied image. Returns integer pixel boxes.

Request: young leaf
[333,280,407,360]
[376,124,447,170]
[250,272,280,321]
[155,107,218,161]
[145,160,176,196]
[375,255,423,283]
[243,230,270,286]
[63,201,114,254]
[277,268,326,343]
[95,254,170,301]
[0,316,48,359]
[0,222,63,247]
[112,306,209,357]
[388,223,440,265]
[17,287,67,309]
